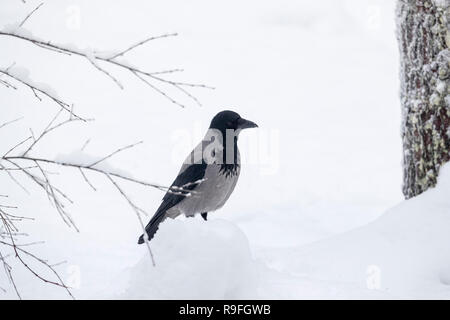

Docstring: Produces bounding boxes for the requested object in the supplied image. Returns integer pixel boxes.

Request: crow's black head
[209,110,258,132]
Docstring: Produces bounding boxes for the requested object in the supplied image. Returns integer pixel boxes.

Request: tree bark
[396,0,450,199]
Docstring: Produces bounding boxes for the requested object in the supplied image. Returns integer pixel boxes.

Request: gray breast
[166,146,241,218]
[167,164,240,218]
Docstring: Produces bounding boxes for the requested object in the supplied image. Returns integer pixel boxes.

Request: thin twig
[0,117,23,130]
[3,136,32,157]
[19,2,44,27]
[105,174,155,266]
[0,78,17,89]
[0,68,85,120]
[0,32,212,108]
[22,108,86,156]
[34,160,78,231]
[3,156,168,191]
[0,249,20,299]
[0,163,30,194]
[88,141,143,167]
[132,70,186,108]
[78,168,96,191]
[108,33,178,59]
[0,239,73,299]
[86,57,123,89]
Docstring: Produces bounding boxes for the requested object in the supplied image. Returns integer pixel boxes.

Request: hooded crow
[138,110,258,244]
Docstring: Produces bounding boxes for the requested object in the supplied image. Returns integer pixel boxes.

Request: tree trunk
[396,0,450,199]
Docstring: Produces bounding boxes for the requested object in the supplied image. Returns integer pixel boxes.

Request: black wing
[138,163,207,244]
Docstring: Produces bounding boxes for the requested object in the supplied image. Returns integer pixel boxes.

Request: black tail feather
[137,208,168,244]
[138,163,206,244]
[138,202,171,244]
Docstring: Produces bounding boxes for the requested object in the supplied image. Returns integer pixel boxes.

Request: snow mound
[117,164,450,299]
[275,164,450,298]
[120,219,258,299]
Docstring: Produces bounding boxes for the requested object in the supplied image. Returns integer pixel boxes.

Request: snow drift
[269,163,450,298]
[121,164,450,299]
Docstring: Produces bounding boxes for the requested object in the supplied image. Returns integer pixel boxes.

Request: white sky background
[0,0,403,298]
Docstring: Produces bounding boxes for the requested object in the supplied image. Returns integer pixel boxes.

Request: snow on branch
[0,111,163,297]
[0,23,212,109]
[0,65,84,120]
[0,3,210,299]
[0,108,203,298]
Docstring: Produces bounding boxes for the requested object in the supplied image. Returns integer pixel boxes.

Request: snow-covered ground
[1,0,438,299]
[119,164,450,299]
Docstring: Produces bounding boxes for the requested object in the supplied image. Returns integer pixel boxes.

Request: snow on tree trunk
[396,0,450,199]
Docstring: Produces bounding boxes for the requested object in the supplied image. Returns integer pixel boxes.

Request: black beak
[237,118,258,129]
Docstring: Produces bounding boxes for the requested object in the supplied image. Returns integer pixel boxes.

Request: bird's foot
[201,212,208,221]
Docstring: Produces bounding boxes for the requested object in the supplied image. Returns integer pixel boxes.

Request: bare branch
[22,107,86,156]
[4,158,74,205]
[149,68,184,75]
[0,205,17,209]
[35,42,71,55]
[0,31,212,107]
[88,141,143,167]
[0,209,72,299]
[108,33,178,59]
[105,174,155,266]
[0,240,73,299]
[0,166,37,171]
[4,155,168,192]
[0,117,23,130]
[86,57,123,89]
[80,139,90,151]
[0,78,17,89]
[0,249,21,299]
[13,241,45,247]
[19,2,44,27]
[33,160,78,231]
[0,68,85,120]
[3,136,32,157]
[132,70,186,108]
[0,163,30,194]
[0,7,211,297]
[173,83,202,107]
[0,211,33,221]
[3,154,198,196]
[79,168,96,191]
